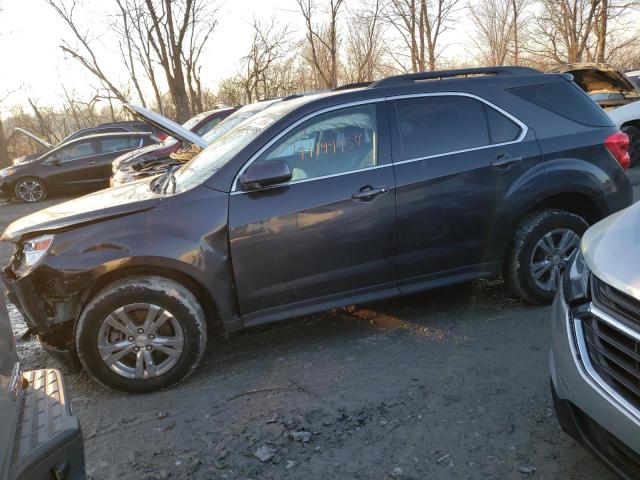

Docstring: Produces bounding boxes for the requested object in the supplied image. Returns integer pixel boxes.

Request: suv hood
[13,128,53,149]
[123,104,207,149]
[582,201,640,300]
[2,181,163,242]
[550,63,640,107]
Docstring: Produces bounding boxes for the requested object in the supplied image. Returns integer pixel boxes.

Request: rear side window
[100,137,140,154]
[508,81,613,127]
[484,106,521,143]
[395,96,490,160]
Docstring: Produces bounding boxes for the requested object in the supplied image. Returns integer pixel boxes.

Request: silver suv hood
[123,104,207,149]
[582,202,640,299]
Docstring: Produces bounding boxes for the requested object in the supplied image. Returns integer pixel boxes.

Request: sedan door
[389,93,543,293]
[228,102,398,322]
[42,139,101,192]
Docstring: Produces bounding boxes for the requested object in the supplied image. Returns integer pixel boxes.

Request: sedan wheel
[15,178,46,202]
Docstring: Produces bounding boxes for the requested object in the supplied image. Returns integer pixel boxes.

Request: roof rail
[369,66,541,89]
[333,82,372,91]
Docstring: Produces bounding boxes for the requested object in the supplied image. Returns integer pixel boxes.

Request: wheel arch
[77,265,222,334]
[524,191,604,225]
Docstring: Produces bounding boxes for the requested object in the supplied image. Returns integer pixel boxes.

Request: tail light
[156,132,167,141]
[604,131,630,170]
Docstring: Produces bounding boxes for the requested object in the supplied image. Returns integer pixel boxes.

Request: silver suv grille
[582,276,640,410]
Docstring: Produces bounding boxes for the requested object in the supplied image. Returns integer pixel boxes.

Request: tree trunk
[0,117,9,168]
[596,0,608,62]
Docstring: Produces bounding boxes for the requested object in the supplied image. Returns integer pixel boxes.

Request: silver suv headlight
[15,234,54,274]
[563,249,590,306]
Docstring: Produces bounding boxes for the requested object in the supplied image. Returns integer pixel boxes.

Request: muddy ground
[3,170,640,480]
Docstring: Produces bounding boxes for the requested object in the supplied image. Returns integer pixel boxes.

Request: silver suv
[550,202,640,478]
[0,288,84,479]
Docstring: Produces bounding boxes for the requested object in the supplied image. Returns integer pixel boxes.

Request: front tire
[75,276,207,393]
[14,177,46,202]
[504,209,588,304]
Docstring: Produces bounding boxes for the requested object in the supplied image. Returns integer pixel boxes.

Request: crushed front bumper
[10,368,85,480]
[1,267,81,371]
[550,284,640,479]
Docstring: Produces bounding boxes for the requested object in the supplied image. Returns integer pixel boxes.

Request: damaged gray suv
[1,66,633,392]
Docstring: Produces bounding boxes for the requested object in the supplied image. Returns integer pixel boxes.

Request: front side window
[395,96,490,161]
[55,141,96,162]
[252,104,378,182]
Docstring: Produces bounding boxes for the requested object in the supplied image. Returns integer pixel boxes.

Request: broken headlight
[14,234,54,274]
[562,249,590,306]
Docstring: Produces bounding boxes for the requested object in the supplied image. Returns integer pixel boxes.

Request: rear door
[228,102,398,320]
[389,93,543,293]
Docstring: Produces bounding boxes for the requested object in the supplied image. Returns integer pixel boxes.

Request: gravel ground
[3,171,640,480]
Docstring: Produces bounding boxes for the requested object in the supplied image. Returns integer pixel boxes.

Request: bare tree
[144,0,218,121]
[115,0,147,107]
[469,0,528,65]
[237,19,292,102]
[45,0,129,103]
[297,0,344,89]
[383,0,461,72]
[345,0,387,82]
[528,0,601,65]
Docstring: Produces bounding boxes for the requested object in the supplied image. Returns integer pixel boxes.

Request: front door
[228,102,398,320]
[389,93,543,292]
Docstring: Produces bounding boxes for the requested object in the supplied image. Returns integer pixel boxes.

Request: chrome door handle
[352,186,389,201]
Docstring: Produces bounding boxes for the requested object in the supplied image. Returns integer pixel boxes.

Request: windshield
[174,114,278,193]
[202,111,257,145]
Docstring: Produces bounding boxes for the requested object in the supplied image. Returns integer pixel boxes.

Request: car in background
[0,288,84,479]
[549,63,640,110]
[551,202,640,479]
[11,120,162,166]
[609,100,640,167]
[110,106,237,186]
[625,69,640,88]
[550,63,640,167]
[1,66,632,392]
[0,131,157,202]
[112,100,282,186]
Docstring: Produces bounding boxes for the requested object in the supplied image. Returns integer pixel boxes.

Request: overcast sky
[0,0,305,112]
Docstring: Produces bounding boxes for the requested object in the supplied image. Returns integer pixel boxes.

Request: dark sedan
[0,131,157,202]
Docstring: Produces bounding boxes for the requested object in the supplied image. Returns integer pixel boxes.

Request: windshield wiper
[149,166,177,194]
[162,165,179,194]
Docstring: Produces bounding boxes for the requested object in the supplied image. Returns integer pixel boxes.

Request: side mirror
[239,160,292,190]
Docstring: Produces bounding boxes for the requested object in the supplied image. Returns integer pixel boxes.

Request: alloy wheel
[16,180,44,202]
[529,228,580,292]
[97,303,184,380]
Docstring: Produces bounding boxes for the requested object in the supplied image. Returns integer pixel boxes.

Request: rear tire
[75,276,207,393]
[622,125,640,167]
[14,177,47,202]
[504,209,588,304]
